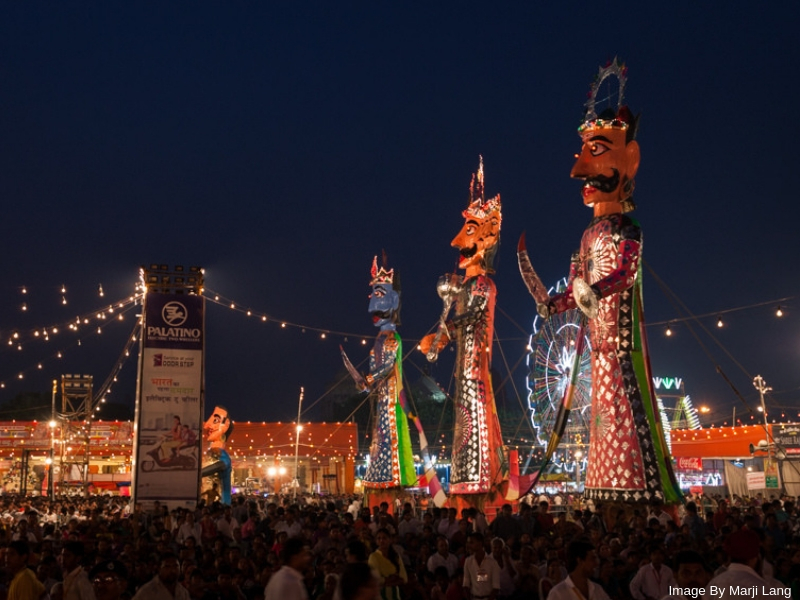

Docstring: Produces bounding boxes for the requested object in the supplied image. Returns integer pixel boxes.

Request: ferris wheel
[526,279,593,447]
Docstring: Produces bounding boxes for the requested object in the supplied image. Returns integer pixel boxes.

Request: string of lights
[89,321,142,417]
[0,296,142,392]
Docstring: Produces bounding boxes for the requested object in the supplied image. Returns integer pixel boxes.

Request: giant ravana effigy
[342,256,415,506]
[520,59,681,504]
[420,158,506,509]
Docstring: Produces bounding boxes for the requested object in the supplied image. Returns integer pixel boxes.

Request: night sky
[0,4,797,432]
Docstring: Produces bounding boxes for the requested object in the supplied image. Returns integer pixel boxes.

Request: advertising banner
[746,471,766,490]
[773,425,800,455]
[133,293,204,508]
[765,459,780,489]
[677,457,703,471]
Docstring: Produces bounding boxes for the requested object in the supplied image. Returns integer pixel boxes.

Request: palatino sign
[133,293,205,509]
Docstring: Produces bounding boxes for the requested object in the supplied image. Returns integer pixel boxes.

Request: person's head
[61,540,85,572]
[724,528,762,570]
[467,532,485,555]
[338,562,379,600]
[673,550,709,591]
[451,158,502,278]
[89,560,128,600]
[566,540,597,577]
[572,60,640,216]
[546,558,562,581]
[5,540,30,574]
[491,537,505,556]
[345,539,368,563]
[282,537,311,573]
[158,552,181,586]
[436,535,449,556]
[375,528,392,553]
[368,255,401,330]
[173,415,181,426]
[649,546,665,568]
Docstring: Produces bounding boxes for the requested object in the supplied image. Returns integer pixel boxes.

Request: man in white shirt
[704,529,788,600]
[548,540,611,600]
[132,553,190,600]
[264,537,312,600]
[462,532,500,600]
[438,508,460,540]
[175,512,202,546]
[427,536,459,578]
[61,541,96,600]
[630,546,675,600]
[216,506,240,542]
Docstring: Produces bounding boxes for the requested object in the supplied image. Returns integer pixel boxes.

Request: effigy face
[450,214,500,278]
[572,125,640,211]
[204,406,231,444]
[368,283,399,330]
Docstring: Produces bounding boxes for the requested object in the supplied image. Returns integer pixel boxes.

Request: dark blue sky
[0,3,797,428]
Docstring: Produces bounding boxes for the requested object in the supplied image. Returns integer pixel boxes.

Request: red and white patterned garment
[551,213,663,502]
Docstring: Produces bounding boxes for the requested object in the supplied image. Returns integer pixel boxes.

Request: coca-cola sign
[677,457,703,471]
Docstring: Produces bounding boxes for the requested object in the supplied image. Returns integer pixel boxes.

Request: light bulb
[777,306,783,317]
[717,317,723,328]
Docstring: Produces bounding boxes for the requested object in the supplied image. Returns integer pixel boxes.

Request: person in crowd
[547,540,610,600]
[427,536,458,578]
[132,552,190,600]
[462,532,499,600]
[61,540,96,600]
[6,540,46,600]
[337,562,379,600]
[263,537,312,600]
[89,560,128,600]
[368,529,407,600]
[629,545,675,600]
[704,528,787,599]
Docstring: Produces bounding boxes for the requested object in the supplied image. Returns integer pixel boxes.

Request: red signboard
[677,457,703,471]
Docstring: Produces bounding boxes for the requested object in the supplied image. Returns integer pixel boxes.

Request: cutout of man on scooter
[144,415,199,470]
[201,405,233,505]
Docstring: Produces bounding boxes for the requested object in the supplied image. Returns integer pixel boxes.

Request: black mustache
[583,169,620,193]
[371,310,392,319]
[460,245,477,259]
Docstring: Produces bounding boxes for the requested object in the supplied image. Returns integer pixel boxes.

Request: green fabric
[632,275,683,504]
[393,335,416,486]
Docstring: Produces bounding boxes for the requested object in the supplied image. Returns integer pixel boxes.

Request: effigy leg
[201,450,232,505]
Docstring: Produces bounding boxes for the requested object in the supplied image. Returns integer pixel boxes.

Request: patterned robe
[363,330,415,488]
[447,275,505,495]
[551,214,680,503]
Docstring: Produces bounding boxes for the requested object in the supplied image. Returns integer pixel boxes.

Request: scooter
[141,437,198,472]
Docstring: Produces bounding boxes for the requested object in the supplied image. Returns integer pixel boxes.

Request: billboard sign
[677,457,703,471]
[133,293,204,508]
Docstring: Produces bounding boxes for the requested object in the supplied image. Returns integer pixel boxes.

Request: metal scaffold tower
[59,374,93,495]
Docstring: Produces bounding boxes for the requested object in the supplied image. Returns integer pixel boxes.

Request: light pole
[49,379,57,500]
[293,387,304,501]
[574,449,583,492]
[753,375,772,458]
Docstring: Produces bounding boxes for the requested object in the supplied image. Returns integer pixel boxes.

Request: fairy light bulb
[776,306,783,317]
[61,285,66,294]
[665,326,672,337]
[21,287,27,295]
[717,317,724,328]
[21,303,27,312]
[98,284,104,297]
[62,296,67,305]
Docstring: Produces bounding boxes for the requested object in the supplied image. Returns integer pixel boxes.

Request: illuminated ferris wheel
[526,279,593,448]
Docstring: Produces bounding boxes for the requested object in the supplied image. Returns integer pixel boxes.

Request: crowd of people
[0,491,795,600]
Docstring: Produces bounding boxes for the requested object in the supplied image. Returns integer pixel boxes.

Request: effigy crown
[463,156,502,223]
[370,255,395,286]
[579,57,638,139]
